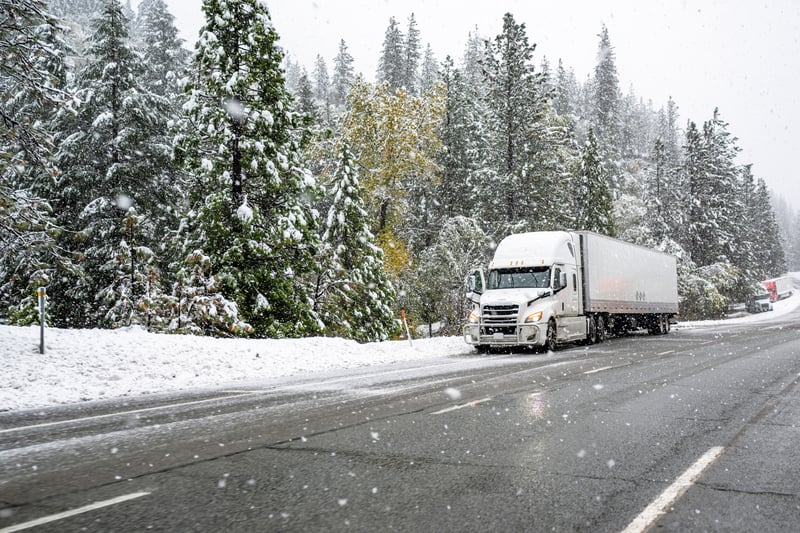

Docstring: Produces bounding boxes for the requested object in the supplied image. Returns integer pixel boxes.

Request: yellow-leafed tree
[342,77,446,262]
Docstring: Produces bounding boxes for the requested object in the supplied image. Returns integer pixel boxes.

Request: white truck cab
[464,232,588,351]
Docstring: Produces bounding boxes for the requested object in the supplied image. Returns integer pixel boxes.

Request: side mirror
[560,271,568,290]
[466,269,485,303]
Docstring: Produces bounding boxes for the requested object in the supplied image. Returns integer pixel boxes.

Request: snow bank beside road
[3,282,799,412]
[0,326,471,412]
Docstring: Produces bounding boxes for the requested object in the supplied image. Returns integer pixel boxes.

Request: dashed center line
[0,491,151,533]
[621,446,724,533]
[431,397,492,415]
[584,366,614,374]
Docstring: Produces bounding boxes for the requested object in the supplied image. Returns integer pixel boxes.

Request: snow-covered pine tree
[331,39,354,110]
[576,127,616,236]
[316,142,396,342]
[377,17,405,92]
[592,25,622,163]
[407,216,492,336]
[461,28,486,90]
[96,208,169,329]
[683,110,741,268]
[50,0,172,328]
[170,249,252,336]
[402,13,421,94]
[312,54,331,123]
[0,0,70,323]
[295,71,318,121]
[553,59,579,119]
[134,0,190,101]
[476,12,557,234]
[175,0,321,338]
[419,44,439,93]
[283,55,302,94]
[437,56,484,221]
[750,176,786,279]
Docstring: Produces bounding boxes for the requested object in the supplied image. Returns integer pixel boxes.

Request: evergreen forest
[2,0,798,341]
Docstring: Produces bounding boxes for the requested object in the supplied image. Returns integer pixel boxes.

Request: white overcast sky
[156,0,800,209]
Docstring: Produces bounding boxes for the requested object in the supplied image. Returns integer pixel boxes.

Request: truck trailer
[761,277,794,302]
[463,231,679,351]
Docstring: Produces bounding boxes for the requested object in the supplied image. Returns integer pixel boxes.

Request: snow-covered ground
[3,291,799,412]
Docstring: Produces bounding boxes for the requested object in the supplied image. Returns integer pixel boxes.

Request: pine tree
[134,0,190,101]
[419,44,439,93]
[406,216,492,336]
[593,25,621,161]
[295,70,318,120]
[96,208,169,329]
[476,13,557,233]
[576,127,615,235]
[750,176,786,279]
[0,0,70,323]
[462,28,486,90]
[377,17,404,92]
[402,13,421,93]
[316,143,396,342]
[437,56,484,220]
[554,59,579,119]
[175,0,321,338]
[312,54,331,123]
[51,0,172,327]
[331,39,354,109]
[170,249,252,336]
[683,110,741,268]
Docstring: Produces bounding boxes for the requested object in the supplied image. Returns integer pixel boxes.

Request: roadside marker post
[38,287,46,354]
[401,310,413,348]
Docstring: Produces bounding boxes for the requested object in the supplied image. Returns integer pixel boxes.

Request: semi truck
[463,231,679,351]
[761,277,793,302]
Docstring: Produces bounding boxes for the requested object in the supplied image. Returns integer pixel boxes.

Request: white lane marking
[0,394,255,435]
[431,397,492,415]
[0,491,151,533]
[584,366,613,375]
[656,350,675,356]
[621,446,724,533]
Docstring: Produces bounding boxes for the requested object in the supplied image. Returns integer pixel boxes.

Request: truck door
[553,265,570,317]
[566,264,580,315]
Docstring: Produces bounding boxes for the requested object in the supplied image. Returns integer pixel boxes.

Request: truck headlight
[468,310,480,323]
[525,311,542,323]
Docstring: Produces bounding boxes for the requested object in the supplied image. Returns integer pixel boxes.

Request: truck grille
[482,304,519,325]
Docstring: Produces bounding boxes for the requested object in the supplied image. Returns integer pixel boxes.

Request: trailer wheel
[545,320,557,352]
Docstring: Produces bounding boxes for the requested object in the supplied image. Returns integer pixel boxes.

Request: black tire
[647,315,660,335]
[596,314,607,343]
[475,344,491,354]
[545,320,557,352]
[587,316,598,345]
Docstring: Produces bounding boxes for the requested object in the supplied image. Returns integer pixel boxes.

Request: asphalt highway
[2,312,799,532]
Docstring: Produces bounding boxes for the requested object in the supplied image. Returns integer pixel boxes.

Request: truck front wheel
[545,320,557,352]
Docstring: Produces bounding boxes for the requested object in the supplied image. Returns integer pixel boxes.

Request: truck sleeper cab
[463,231,678,351]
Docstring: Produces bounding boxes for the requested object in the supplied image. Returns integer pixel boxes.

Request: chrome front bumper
[463,323,542,346]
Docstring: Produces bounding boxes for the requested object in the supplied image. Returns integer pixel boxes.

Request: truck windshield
[487,267,551,290]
